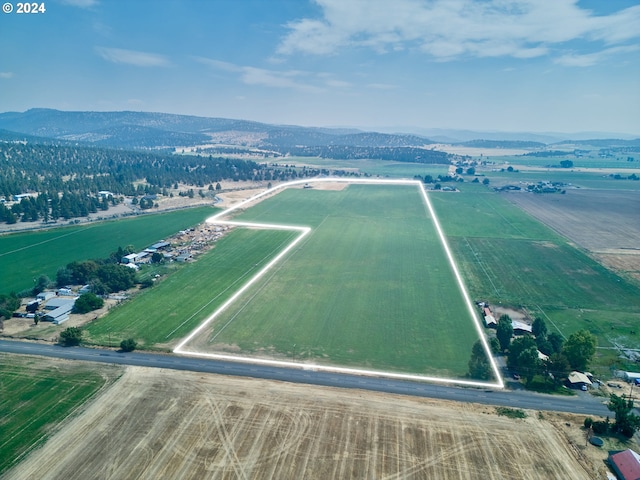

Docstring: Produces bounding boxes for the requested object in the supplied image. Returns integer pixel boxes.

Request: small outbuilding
[623,372,640,383]
[483,315,497,327]
[567,371,592,390]
[36,291,56,302]
[121,253,138,264]
[608,449,640,480]
[175,253,192,262]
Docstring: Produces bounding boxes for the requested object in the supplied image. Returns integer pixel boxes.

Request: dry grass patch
[5,367,605,480]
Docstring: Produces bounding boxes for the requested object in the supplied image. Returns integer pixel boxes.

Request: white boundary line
[174,178,504,389]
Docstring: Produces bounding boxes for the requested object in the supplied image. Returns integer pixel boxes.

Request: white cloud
[241,66,322,92]
[277,0,640,65]
[554,45,640,67]
[96,47,170,67]
[0,72,14,79]
[194,57,350,93]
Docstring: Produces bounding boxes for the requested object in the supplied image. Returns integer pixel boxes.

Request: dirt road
[5,366,606,479]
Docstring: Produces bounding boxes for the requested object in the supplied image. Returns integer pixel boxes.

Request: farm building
[122,252,151,264]
[176,253,192,262]
[608,449,640,480]
[121,253,138,264]
[43,301,74,324]
[135,251,150,263]
[567,371,592,389]
[44,298,75,311]
[511,320,532,335]
[58,287,73,296]
[483,315,496,327]
[149,241,170,251]
[12,193,33,202]
[482,307,496,327]
[623,372,640,383]
[36,291,56,302]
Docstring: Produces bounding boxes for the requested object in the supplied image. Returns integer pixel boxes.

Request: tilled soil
[504,189,640,280]
[5,366,602,480]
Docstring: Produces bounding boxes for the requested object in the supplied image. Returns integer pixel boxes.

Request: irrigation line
[174,178,504,389]
[534,304,567,340]
[164,232,298,339]
[0,223,99,257]
[462,236,501,298]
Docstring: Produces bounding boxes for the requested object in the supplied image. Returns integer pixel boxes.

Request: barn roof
[567,371,592,385]
[511,320,532,333]
[609,449,640,480]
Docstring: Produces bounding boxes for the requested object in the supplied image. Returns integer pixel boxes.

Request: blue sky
[1,0,639,134]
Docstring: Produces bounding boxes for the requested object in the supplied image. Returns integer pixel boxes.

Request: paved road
[0,339,611,416]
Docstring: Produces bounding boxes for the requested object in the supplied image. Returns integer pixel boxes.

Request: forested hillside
[0,109,442,161]
[0,142,321,224]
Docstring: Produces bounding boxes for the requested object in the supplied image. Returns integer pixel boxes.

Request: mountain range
[0,109,637,153]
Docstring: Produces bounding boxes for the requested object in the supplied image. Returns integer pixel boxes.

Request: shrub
[496,407,527,419]
[591,421,608,435]
[583,417,593,429]
[59,327,82,346]
[120,338,137,352]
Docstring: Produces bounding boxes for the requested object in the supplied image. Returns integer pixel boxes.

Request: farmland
[504,188,640,282]
[3,365,600,480]
[429,183,640,371]
[0,206,217,294]
[84,228,297,348]
[0,353,121,476]
[183,184,481,378]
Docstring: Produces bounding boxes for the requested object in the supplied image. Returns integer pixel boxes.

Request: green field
[0,207,217,294]
[193,184,480,378]
[84,228,297,347]
[486,168,640,190]
[0,354,120,475]
[286,156,450,179]
[430,185,640,373]
[486,154,639,170]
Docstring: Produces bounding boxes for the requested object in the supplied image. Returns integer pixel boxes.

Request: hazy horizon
[1,0,639,135]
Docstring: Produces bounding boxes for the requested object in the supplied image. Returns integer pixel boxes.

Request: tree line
[0,142,333,224]
[468,315,597,387]
[278,145,450,163]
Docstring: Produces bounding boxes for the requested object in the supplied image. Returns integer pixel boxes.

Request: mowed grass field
[0,207,217,294]
[84,228,297,348]
[430,184,640,363]
[195,184,480,378]
[0,354,120,476]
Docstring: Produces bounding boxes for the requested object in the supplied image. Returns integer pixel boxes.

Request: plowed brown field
[5,367,601,480]
[505,189,640,281]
